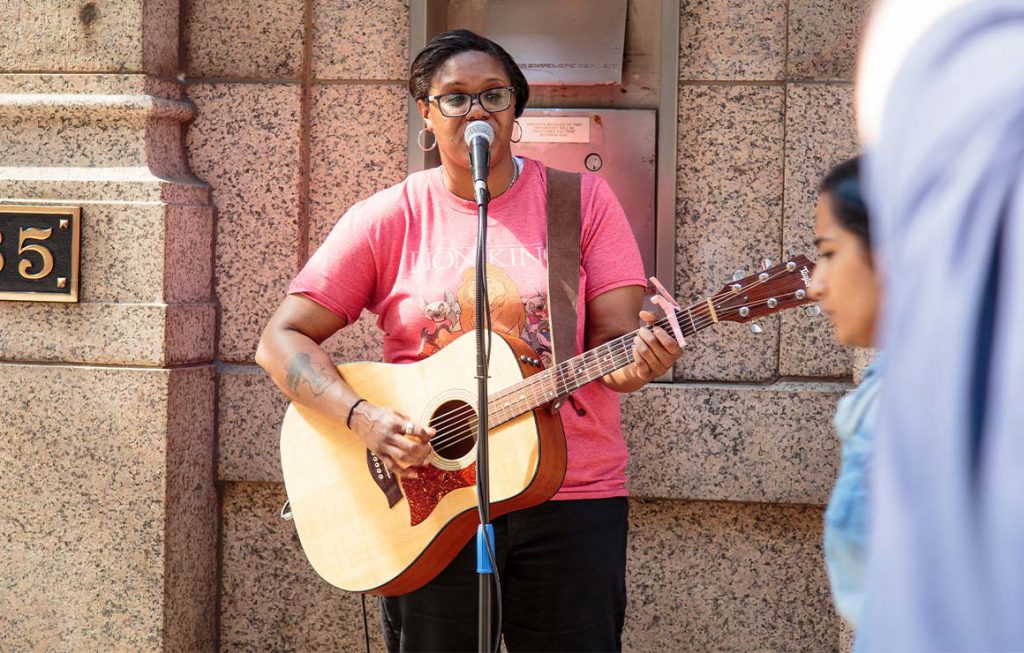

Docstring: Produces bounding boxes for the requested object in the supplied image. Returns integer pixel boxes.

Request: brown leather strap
[545,168,581,366]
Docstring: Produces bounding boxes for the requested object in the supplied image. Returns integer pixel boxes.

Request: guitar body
[280,330,566,596]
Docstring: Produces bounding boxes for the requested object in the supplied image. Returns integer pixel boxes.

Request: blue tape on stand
[476,523,495,574]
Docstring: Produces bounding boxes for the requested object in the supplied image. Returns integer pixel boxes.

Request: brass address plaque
[0,205,81,303]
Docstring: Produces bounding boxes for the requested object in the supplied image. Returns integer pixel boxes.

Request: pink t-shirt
[289,157,646,499]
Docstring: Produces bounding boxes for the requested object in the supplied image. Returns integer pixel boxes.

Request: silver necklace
[442,160,520,197]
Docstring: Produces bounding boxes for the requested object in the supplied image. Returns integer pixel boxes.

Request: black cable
[361,594,370,653]
[483,516,503,653]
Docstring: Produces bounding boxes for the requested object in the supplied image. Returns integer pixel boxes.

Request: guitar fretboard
[487,301,709,426]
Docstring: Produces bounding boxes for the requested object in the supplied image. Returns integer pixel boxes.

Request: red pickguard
[402,463,477,526]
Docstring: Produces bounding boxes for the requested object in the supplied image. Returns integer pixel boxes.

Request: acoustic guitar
[280,255,816,595]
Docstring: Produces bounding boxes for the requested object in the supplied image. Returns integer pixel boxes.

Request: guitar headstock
[711,254,816,324]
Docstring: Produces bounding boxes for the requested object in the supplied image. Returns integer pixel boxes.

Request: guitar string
[420,269,805,446]
[423,280,802,447]
[426,344,636,451]
[427,343,655,452]
[425,308,690,443]
[425,291,804,451]
[411,314,688,440]
[420,264,805,440]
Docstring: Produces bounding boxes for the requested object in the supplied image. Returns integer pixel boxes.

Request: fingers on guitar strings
[653,326,684,356]
[398,418,436,445]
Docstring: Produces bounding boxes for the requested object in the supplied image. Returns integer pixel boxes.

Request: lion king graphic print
[415,262,551,366]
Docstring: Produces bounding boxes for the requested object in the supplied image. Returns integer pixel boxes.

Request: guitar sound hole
[430,400,477,461]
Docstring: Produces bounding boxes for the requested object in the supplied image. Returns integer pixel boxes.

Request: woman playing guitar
[256,29,682,653]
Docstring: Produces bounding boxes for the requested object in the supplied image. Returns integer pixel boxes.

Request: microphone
[464,121,494,206]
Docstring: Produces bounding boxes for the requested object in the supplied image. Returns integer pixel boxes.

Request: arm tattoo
[284,353,336,397]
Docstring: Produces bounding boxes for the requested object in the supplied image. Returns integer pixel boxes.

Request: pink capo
[648,276,687,348]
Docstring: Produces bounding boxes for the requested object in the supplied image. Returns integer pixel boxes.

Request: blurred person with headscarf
[856,0,1024,649]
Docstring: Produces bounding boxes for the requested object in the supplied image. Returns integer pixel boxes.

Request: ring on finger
[404,420,415,435]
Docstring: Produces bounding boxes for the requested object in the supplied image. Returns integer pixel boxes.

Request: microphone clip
[473,178,490,206]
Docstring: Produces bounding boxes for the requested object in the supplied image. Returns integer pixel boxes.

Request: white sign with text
[517,117,591,144]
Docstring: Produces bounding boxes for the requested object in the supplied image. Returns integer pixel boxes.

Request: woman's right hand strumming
[347,400,434,480]
[256,293,434,479]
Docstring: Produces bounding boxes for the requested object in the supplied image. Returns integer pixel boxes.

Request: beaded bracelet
[346,398,366,429]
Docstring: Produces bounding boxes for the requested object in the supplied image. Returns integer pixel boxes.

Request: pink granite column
[183,0,407,649]
[0,2,217,651]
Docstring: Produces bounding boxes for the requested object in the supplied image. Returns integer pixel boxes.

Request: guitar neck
[487,299,711,426]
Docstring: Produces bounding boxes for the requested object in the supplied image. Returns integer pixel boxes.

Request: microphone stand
[471,139,494,653]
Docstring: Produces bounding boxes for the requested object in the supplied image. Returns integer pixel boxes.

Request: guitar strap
[545,168,581,386]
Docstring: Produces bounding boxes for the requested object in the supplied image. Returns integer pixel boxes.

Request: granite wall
[189,1,868,651]
[1,0,867,650]
[0,1,217,651]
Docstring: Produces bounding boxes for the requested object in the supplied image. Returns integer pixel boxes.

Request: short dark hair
[819,156,870,250]
[408,29,530,118]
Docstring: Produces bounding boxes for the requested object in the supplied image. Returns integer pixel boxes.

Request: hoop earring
[417,128,437,152]
[511,120,523,144]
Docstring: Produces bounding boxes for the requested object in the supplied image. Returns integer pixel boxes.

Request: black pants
[380,497,629,653]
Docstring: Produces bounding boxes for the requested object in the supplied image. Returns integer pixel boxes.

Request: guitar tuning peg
[749,322,764,334]
[787,246,796,259]
[731,268,747,281]
[805,304,822,317]
[761,257,774,270]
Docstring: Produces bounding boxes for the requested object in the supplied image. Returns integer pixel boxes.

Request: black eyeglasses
[426,86,516,118]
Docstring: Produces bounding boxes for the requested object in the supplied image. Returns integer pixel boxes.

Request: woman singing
[256,29,682,652]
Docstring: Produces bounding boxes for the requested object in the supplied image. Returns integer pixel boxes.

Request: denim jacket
[824,354,883,632]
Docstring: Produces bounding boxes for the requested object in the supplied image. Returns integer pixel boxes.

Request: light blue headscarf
[862,1,1024,650]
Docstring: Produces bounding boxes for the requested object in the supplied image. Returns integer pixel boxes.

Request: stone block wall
[185,1,868,651]
[1,0,867,650]
[182,2,407,649]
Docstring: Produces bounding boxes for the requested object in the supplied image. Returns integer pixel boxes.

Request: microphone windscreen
[463,121,495,147]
